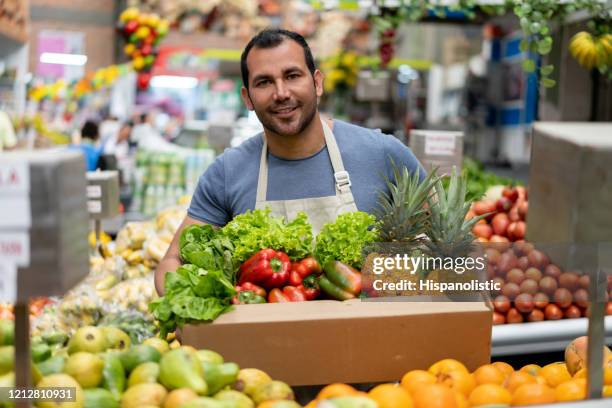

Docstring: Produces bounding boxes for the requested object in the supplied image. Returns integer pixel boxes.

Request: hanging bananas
[569,31,612,70]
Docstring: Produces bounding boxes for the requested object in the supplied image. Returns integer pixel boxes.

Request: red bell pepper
[288,257,322,286]
[267,286,307,302]
[238,248,291,289]
[298,274,320,300]
[235,283,266,298]
[282,286,306,302]
[268,288,289,303]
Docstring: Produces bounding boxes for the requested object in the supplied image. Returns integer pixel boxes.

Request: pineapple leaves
[374,159,440,246]
[425,167,481,259]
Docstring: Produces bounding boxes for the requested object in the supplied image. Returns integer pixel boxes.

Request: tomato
[507,308,524,324]
[493,295,511,313]
[493,312,506,325]
[544,304,563,320]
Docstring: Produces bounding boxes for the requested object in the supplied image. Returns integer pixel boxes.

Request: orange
[492,361,514,378]
[435,370,476,397]
[468,384,512,406]
[429,359,469,375]
[540,362,572,388]
[454,391,469,408]
[519,364,542,377]
[511,383,556,406]
[504,371,536,393]
[604,385,612,397]
[574,367,612,385]
[534,376,548,386]
[412,384,458,408]
[555,378,586,402]
[473,364,506,385]
[400,370,437,395]
[368,383,413,408]
[317,383,357,400]
[303,401,317,408]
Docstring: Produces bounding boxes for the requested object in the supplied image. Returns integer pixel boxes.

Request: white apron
[254,119,358,234]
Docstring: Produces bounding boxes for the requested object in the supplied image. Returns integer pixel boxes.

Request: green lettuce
[222,208,313,264]
[314,211,379,269]
[149,264,236,338]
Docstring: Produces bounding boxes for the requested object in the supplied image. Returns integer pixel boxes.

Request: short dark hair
[81,120,99,140]
[240,28,316,89]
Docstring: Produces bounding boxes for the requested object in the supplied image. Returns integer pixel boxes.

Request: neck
[264,113,333,159]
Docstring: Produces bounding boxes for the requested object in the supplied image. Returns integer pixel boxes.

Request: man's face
[241,39,324,138]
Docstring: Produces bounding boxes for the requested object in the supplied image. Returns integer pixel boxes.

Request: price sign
[424,134,457,156]
[0,162,31,229]
[0,233,29,266]
[0,263,17,303]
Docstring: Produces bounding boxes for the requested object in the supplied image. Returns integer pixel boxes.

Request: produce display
[469,185,528,244]
[469,186,612,324]
[489,241,612,325]
[448,158,520,202]
[300,336,612,407]
[0,298,55,321]
[30,205,186,340]
[0,320,300,408]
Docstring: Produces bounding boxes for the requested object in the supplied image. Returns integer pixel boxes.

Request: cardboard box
[527,122,612,268]
[409,130,464,176]
[182,300,492,385]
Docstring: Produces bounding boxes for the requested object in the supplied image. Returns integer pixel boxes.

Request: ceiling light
[39,53,88,66]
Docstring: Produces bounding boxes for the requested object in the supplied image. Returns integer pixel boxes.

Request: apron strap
[321,120,352,197]
[256,117,354,202]
[256,135,268,203]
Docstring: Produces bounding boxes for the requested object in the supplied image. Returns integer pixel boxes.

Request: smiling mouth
[272,106,297,115]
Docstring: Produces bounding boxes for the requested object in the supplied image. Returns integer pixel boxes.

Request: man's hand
[155,215,205,296]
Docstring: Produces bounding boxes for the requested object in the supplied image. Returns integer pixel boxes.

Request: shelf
[491,316,612,356]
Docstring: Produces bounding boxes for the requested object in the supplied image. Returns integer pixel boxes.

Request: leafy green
[149,265,236,338]
[222,208,313,264]
[444,158,520,201]
[179,224,235,282]
[314,212,379,269]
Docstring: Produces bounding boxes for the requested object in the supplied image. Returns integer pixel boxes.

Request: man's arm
[155,215,205,295]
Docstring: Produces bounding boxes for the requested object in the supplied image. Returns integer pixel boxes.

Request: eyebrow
[251,66,305,84]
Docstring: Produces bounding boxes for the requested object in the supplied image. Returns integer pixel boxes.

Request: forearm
[155,255,181,296]
[154,215,205,296]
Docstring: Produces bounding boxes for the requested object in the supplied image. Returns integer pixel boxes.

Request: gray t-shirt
[188,120,425,226]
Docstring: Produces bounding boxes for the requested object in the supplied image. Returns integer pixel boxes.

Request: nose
[273,79,290,101]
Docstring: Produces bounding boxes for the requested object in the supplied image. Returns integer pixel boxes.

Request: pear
[67,327,107,354]
[159,348,207,395]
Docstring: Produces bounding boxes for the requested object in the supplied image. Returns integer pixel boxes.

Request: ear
[241,86,254,111]
[313,69,324,98]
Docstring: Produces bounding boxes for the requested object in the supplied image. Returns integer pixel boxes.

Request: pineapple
[369,162,439,297]
[425,167,481,259]
[423,168,487,295]
[375,161,439,246]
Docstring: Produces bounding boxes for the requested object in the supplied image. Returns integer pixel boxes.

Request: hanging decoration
[116,7,170,90]
[28,64,132,103]
[370,1,611,86]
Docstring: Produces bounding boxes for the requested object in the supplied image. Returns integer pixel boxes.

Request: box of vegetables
[150,167,493,385]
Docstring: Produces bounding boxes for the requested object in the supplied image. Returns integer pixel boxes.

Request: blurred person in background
[70,120,102,171]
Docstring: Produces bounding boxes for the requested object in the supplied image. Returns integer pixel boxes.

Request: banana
[569,31,597,69]
[569,31,611,70]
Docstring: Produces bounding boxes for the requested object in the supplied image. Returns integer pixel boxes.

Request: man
[155,28,424,295]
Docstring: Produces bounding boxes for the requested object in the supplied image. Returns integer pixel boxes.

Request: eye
[287,73,300,80]
[255,79,271,87]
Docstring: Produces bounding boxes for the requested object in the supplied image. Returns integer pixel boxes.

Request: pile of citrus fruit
[304,336,612,407]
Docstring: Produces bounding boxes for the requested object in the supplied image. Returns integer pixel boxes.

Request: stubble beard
[251,89,318,138]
